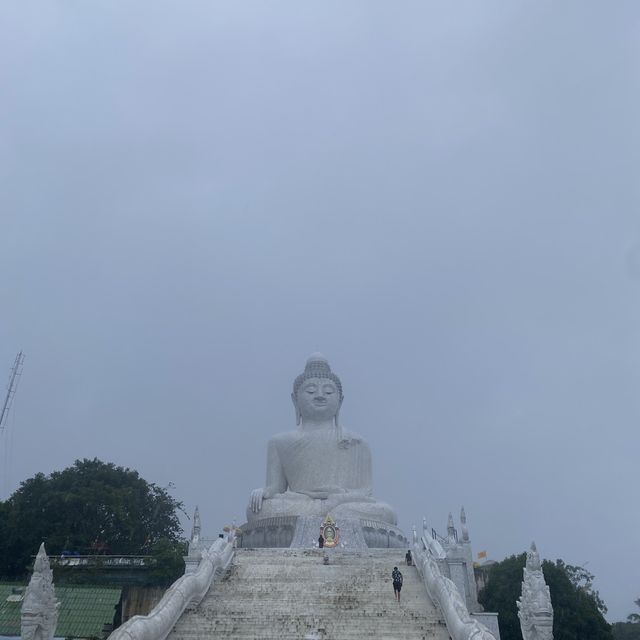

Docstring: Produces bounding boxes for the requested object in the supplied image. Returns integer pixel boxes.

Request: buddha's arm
[354,440,373,495]
[264,439,287,498]
[250,439,287,513]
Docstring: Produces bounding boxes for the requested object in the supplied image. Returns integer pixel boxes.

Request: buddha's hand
[250,488,265,513]
[302,487,347,500]
[324,491,375,508]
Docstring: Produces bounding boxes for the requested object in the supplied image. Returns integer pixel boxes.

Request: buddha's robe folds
[246,427,397,525]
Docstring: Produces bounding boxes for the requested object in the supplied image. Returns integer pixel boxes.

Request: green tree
[478,553,612,640]
[0,458,184,576]
[612,599,640,640]
[147,538,188,586]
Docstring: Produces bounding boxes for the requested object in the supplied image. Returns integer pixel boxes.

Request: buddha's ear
[291,392,301,426]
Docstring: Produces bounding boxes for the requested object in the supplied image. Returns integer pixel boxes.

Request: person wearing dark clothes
[318,535,324,548]
[392,566,403,602]
[405,550,412,566]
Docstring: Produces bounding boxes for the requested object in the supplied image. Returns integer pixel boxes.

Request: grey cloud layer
[1,0,638,621]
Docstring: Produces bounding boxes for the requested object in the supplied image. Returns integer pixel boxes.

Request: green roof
[0,584,121,638]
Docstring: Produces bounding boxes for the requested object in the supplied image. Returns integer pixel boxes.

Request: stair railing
[413,536,497,640]
[107,532,235,640]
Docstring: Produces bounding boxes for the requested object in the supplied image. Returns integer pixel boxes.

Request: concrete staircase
[168,548,451,640]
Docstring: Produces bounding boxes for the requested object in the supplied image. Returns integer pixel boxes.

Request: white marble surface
[518,542,553,640]
[247,354,397,526]
[413,536,498,640]
[167,548,450,640]
[107,534,234,640]
[21,543,60,640]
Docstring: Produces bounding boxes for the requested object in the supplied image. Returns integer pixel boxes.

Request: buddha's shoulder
[268,430,301,445]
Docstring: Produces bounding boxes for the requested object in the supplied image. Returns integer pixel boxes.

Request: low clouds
[1,0,638,621]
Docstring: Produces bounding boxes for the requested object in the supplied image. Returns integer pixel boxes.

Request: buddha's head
[292,353,343,426]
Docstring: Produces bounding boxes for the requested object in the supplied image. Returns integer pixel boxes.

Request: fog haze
[1,1,638,622]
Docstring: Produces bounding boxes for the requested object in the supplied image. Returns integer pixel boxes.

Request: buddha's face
[295,377,341,422]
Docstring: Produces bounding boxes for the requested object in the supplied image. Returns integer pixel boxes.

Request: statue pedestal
[237,516,409,550]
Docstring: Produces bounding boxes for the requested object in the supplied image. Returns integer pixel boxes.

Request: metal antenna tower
[0,351,25,432]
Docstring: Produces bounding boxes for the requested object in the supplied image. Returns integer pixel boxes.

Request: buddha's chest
[276,432,362,487]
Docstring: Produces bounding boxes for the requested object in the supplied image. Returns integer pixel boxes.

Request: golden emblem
[320,514,340,548]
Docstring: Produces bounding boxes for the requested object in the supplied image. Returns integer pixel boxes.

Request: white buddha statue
[247,354,397,525]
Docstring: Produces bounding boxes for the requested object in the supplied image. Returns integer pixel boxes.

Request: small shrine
[320,515,339,548]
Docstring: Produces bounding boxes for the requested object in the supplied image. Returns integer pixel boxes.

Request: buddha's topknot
[293,353,343,398]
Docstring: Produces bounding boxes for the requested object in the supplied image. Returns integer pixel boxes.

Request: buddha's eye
[323,385,335,394]
[305,385,317,394]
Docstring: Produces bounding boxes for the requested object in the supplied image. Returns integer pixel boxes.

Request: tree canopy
[0,458,184,576]
[612,599,640,640]
[478,553,612,640]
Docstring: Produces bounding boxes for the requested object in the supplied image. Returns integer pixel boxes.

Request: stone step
[166,548,450,640]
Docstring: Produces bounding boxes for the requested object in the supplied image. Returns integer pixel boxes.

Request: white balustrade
[108,534,235,640]
[413,537,497,640]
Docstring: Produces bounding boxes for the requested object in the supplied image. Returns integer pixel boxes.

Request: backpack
[393,569,403,584]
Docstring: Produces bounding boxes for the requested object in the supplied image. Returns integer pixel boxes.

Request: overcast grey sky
[1,0,638,622]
